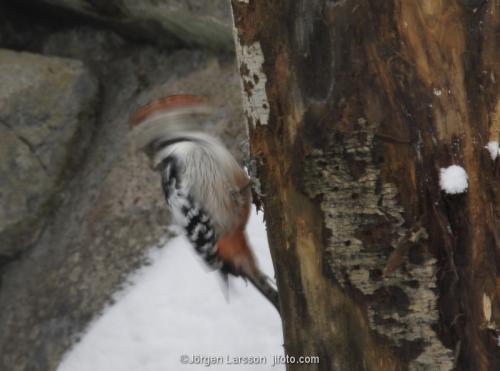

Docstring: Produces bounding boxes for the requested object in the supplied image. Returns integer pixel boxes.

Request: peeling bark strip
[304,129,453,370]
[232,0,500,370]
[231,23,270,127]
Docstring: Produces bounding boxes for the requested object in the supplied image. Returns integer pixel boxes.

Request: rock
[33,0,234,51]
[0,23,245,370]
[0,49,98,256]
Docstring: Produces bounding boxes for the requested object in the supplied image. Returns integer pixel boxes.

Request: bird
[128,94,280,313]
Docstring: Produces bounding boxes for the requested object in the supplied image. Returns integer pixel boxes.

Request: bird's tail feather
[246,271,280,314]
[218,268,280,314]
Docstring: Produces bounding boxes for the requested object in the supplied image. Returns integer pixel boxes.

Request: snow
[439,165,468,194]
[485,141,499,161]
[57,209,284,371]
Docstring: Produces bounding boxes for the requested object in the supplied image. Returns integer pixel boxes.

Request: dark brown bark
[231,1,500,370]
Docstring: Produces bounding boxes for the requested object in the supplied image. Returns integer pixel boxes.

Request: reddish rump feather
[216,183,256,276]
[217,230,256,276]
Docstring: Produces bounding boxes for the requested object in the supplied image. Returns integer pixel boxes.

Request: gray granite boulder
[34,0,233,51]
[0,49,98,256]
[0,22,245,369]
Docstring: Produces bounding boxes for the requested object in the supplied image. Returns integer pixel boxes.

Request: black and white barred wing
[160,155,222,269]
[156,137,246,234]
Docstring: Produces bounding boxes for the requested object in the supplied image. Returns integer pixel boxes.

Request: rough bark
[231,1,499,370]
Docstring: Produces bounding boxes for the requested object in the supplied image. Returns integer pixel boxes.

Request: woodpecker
[129,94,280,313]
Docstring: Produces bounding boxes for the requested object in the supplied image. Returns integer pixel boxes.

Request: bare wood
[231,1,500,370]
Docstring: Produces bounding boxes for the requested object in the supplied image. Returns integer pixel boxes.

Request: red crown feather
[129,94,206,128]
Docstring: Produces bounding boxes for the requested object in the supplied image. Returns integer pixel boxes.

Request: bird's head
[129,94,208,129]
[128,94,215,159]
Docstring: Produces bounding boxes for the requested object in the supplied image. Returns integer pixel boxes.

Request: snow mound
[57,209,284,371]
[439,165,468,195]
[485,141,499,161]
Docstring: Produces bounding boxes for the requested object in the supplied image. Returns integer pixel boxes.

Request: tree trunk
[230,1,499,370]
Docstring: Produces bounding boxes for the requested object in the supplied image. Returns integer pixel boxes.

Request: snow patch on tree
[485,141,499,160]
[439,165,468,194]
